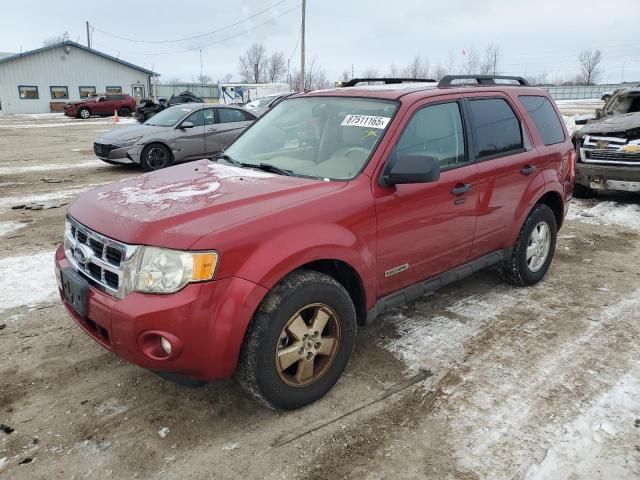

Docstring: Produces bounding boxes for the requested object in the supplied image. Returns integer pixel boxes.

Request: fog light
[160,336,172,355]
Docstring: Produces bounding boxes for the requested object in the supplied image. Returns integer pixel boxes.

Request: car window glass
[519,96,565,146]
[395,102,467,169]
[185,109,205,127]
[218,108,248,123]
[203,109,215,125]
[469,98,523,158]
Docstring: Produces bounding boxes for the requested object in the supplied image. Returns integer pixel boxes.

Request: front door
[205,108,255,155]
[173,109,206,161]
[94,96,113,115]
[374,99,478,297]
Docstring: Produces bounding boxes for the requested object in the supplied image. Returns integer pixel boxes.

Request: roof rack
[438,75,529,87]
[340,78,437,87]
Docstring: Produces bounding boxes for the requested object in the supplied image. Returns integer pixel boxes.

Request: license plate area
[61,268,89,318]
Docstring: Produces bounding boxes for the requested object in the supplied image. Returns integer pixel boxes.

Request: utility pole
[300,0,306,91]
[86,21,91,48]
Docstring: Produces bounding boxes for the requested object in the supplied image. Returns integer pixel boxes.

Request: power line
[92,5,301,56]
[92,0,288,44]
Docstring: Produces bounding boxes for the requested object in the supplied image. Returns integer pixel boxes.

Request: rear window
[469,98,523,159]
[519,95,565,146]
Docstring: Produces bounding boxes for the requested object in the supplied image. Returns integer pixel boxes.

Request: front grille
[581,135,640,166]
[94,142,115,158]
[64,216,137,298]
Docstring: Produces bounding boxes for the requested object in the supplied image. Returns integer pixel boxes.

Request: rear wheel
[140,144,172,171]
[237,270,357,410]
[78,108,91,119]
[118,107,131,117]
[499,204,557,286]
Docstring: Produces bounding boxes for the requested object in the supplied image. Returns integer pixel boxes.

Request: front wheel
[237,270,357,410]
[140,144,172,171]
[499,204,557,286]
[78,108,91,119]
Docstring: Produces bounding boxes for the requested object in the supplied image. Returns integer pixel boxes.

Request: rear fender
[508,178,564,245]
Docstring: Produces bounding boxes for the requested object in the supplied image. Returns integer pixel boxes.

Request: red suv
[55,75,575,410]
[64,93,137,119]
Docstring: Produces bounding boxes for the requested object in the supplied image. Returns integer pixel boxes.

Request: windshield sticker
[341,115,390,129]
[361,129,378,141]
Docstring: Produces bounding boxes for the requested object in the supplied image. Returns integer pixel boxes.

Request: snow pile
[0,457,7,472]
[567,200,640,231]
[0,221,25,237]
[98,180,221,209]
[158,427,170,438]
[0,251,58,311]
[3,184,102,211]
[0,159,102,175]
[208,163,274,179]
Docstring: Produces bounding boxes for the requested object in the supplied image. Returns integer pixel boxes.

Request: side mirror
[574,113,595,125]
[380,152,441,186]
[180,121,194,129]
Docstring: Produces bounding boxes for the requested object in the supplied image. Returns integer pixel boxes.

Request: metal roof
[0,41,158,76]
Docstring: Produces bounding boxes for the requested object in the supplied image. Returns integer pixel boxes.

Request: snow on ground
[0,221,26,237]
[568,199,640,231]
[555,99,602,105]
[3,183,104,211]
[0,159,103,175]
[0,251,58,311]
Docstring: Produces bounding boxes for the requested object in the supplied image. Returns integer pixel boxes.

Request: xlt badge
[385,263,409,277]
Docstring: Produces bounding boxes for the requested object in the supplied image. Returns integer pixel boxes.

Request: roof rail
[340,78,437,87]
[438,75,529,87]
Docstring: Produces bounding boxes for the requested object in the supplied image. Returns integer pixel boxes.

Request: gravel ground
[1,108,639,480]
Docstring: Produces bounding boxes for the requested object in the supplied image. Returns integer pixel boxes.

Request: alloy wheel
[526,221,551,272]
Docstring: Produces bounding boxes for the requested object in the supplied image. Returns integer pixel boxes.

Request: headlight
[134,247,218,294]
[119,136,143,147]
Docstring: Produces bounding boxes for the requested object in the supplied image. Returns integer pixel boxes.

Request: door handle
[207,127,219,132]
[451,183,472,196]
[520,164,536,176]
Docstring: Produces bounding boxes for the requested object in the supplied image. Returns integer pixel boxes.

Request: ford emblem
[73,244,93,265]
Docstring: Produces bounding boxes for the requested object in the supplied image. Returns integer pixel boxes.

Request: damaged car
[135,90,204,123]
[573,87,640,197]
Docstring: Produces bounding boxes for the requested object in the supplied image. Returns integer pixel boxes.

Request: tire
[118,107,131,117]
[140,143,172,171]
[78,108,91,119]
[573,182,595,199]
[237,269,357,410]
[499,204,557,286]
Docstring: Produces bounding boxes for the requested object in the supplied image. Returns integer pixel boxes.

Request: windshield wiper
[255,163,293,176]
[213,153,242,167]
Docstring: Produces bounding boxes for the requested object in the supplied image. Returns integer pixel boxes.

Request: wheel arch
[535,190,564,229]
[141,141,175,162]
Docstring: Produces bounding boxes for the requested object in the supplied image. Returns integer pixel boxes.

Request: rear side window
[469,98,523,159]
[519,95,565,145]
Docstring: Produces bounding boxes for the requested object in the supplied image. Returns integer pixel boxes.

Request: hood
[96,124,172,142]
[578,112,640,137]
[66,100,86,107]
[68,160,344,250]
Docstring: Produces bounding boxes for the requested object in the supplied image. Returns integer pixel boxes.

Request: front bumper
[576,162,640,186]
[55,245,268,381]
[93,142,143,164]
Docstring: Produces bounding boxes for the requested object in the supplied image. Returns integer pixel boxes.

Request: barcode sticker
[341,115,391,129]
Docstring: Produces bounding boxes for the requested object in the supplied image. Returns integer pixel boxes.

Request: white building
[0,41,158,114]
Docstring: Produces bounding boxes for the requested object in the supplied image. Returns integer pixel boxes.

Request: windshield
[223,96,398,180]
[145,105,195,127]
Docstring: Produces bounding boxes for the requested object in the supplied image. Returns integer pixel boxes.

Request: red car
[64,93,137,119]
[55,75,575,409]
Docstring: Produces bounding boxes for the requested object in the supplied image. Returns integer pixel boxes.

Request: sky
[1,0,639,84]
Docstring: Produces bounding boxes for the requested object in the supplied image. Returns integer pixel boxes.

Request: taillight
[562,150,576,181]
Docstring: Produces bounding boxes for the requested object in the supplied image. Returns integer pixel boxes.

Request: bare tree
[386,63,400,78]
[340,69,350,82]
[462,48,479,74]
[362,68,379,78]
[479,44,501,75]
[238,43,269,83]
[43,33,68,46]
[290,57,328,91]
[578,49,603,85]
[432,64,449,81]
[267,52,287,83]
[197,74,212,84]
[221,73,233,83]
[525,72,549,86]
[447,51,457,75]
[161,76,181,85]
[404,55,430,79]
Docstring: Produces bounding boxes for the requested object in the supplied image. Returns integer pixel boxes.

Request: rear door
[173,108,206,161]
[205,108,255,155]
[374,97,479,296]
[464,93,541,258]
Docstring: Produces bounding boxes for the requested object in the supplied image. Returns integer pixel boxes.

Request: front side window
[223,97,398,180]
[144,105,199,127]
[79,86,96,99]
[50,86,68,99]
[519,95,564,146]
[106,86,122,94]
[184,109,205,127]
[19,86,39,99]
[218,108,250,123]
[395,102,467,169]
[469,98,523,159]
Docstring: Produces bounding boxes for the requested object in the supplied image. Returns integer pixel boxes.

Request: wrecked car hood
[68,160,344,250]
[577,112,640,136]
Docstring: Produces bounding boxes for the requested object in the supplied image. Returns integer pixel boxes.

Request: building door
[132,85,144,102]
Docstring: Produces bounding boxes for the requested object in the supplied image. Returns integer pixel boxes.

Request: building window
[106,86,122,94]
[50,86,69,100]
[79,86,96,99]
[18,86,39,99]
